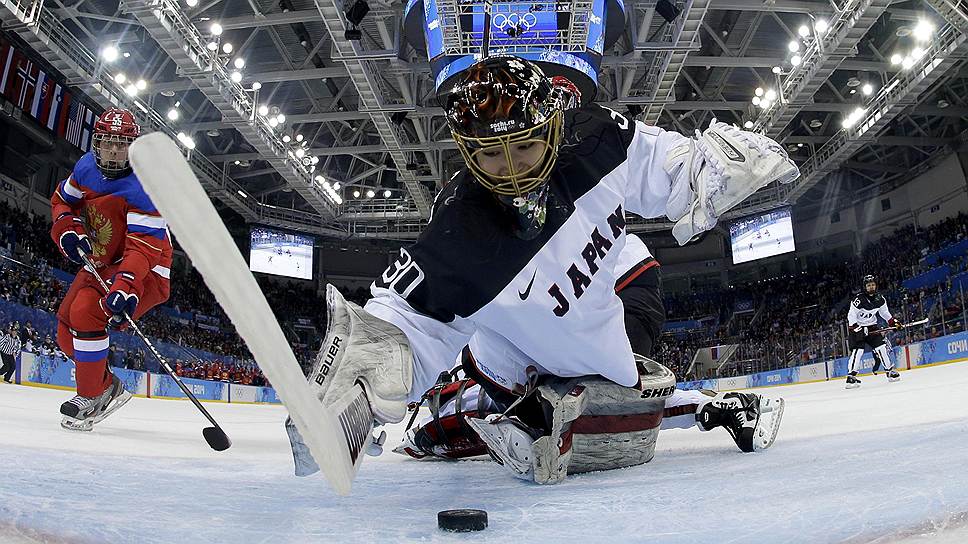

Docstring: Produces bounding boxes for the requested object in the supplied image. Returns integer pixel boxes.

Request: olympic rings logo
[492,11,538,32]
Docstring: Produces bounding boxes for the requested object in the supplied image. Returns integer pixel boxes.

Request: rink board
[13,331,968,401]
[16,353,280,404]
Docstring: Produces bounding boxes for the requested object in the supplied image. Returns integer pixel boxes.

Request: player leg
[58,279,131,431]
[871,334,900,382]
[616,264,665,358]
[846,331,864,389]
[662,387,784,452]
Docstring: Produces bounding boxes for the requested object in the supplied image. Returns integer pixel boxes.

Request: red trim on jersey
[663,403,700,418]
[615,258,660,293]
[571,411,663,434]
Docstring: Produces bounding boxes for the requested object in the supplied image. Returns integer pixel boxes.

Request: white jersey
[847,292,893,328]
[365,104,688,400]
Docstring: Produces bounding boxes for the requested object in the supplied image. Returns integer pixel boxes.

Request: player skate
[846,372,861,389]
[696,391,784,452]
[60,372,132,431]
[886,369,901,382]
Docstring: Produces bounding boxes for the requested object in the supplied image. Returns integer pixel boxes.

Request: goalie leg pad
[310,285,414,425]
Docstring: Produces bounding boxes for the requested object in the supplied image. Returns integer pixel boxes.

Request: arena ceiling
[4,0,967,239]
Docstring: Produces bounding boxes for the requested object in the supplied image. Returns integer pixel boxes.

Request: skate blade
[752,397,784,452]
[93,390,133,424]
[887,377,901,383]
[845,382,861,389]
[61,417,94,432]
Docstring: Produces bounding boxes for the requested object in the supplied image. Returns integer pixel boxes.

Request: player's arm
[847,299,863,333]
[878,298,901,329]
[103,204,171,327]
[49,173,91,264]
[603,105,799,245]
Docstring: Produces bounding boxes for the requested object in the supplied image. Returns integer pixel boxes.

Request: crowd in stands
[1,194,966,388]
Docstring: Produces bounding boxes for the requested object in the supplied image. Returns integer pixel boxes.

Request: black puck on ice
[437,509,488,532]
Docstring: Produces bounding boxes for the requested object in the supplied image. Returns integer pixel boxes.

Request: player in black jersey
[845,275,903,388]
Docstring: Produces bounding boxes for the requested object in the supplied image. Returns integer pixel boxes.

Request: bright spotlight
[798,25,809,38]
[911,46,925,59]
[383,189,392,198]
[230,71,243,83]
[101,46,119,63]
[114,73,126,84]
[167,108,179,121]
[890,53,903,65]
[352,190,361,198]
[366,189,376,198]
[295,148,305,158]
[752,96,761,106]
[743,120,754,129]
[815,19,828,34]
[901,56,915,69]
[276,114,286,124]
[186,0,198,6]
[234,58,245,69]
[788,40,799,53]
[251,81,262,90]
[765,88,777,101]
[791,55,802,66]
[333,182,341,190]
[268,118,279,128]
[207,42,218,51]
[282,134,291,143]
[125,84,138,96]
[210,23,223,36]
[135,79,147,90]
[222,43,233,54]
[861,83,873,96]
[772,66,782,74]
[258,104,269,116]
[754,87,764,97]
[295,134,304,142]
[913,20,934,42]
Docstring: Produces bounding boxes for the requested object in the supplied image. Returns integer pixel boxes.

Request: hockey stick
[868,318,929,336]
[78,252,232,452]
[128,133,366,495]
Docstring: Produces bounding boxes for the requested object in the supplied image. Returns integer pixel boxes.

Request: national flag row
[0,35,98,152]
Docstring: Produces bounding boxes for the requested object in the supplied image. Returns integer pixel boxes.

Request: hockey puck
[437,509,488,532]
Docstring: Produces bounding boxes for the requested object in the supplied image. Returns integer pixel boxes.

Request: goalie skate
[128,133,379,495]
[60,373,132,432]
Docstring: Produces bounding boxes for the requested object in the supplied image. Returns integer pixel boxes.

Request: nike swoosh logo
[518,270,537,300]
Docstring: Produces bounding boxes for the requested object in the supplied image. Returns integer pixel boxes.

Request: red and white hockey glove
[103,272,140,329]
[51,212,92,265]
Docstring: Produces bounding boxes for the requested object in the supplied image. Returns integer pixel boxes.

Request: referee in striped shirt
[0,323,22,383]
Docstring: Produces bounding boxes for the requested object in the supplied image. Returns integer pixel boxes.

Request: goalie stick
[128,133,370,495]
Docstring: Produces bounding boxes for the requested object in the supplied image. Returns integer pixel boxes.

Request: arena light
[251,81,262,91]
[114,73,126,84]
[911,46,925,60]
[765,89,777,101]
[333,182,341,190]
[125,84,138,96]
[754,87,764,97]
[383,189,392,198]
[295,148,305,158]
[798,25,809,38]
[230,71,243,83]
[207,42,218,51]
[233,58,245,70]
[323,180,332,190]
[222,43,233,55]
[366,189,375,198]
[788,40,799,53]
[901,56,915,69]
[791,55,802,67]
[743,120,754,129]
[282,134,291,143]
[752,96,761,106]
[135,79,147,91]
[167,108,179,121]
[311,156,319,165]
[258,104,269,116]
[268,117,279,128]
[814,19,829,34]
[295,134,304,142]
[352,189,361,198]
[186,0,198,5]
[913,20,934,42]
[890,53,903,65]
[101,46,119,63]
[210,23,223,36]
[772,66,782,74]
[276,114,286,124]
[861,83,873,96]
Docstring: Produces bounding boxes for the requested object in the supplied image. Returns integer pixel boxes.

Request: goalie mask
[92,108,141,179]
[445,56,565,239]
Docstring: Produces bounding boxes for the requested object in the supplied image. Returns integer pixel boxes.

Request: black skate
[886,369,901,382]
[845,372,861,389]
[697,392,785,452]
[60,373,132,432]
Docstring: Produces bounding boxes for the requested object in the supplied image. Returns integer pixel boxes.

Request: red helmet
[92,108,140,178]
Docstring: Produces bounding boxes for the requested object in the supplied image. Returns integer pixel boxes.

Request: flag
[54,91,71,139]
[11,57,39,109]
[65,99,87,148]
[40,82,63,129]
[29,70,51,120]
[0,43,14,94]
[1,49,23,100]
[79,107,95,151]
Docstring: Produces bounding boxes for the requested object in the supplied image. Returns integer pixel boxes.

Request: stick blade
[129,132,360,495]
[203,427,233,451]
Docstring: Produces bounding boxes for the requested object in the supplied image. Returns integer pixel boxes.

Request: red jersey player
[51,107,173,431]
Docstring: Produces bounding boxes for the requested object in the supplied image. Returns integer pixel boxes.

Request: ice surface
[2,363,968,543]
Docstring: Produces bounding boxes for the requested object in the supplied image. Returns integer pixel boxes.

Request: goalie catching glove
[664,119,800,245]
